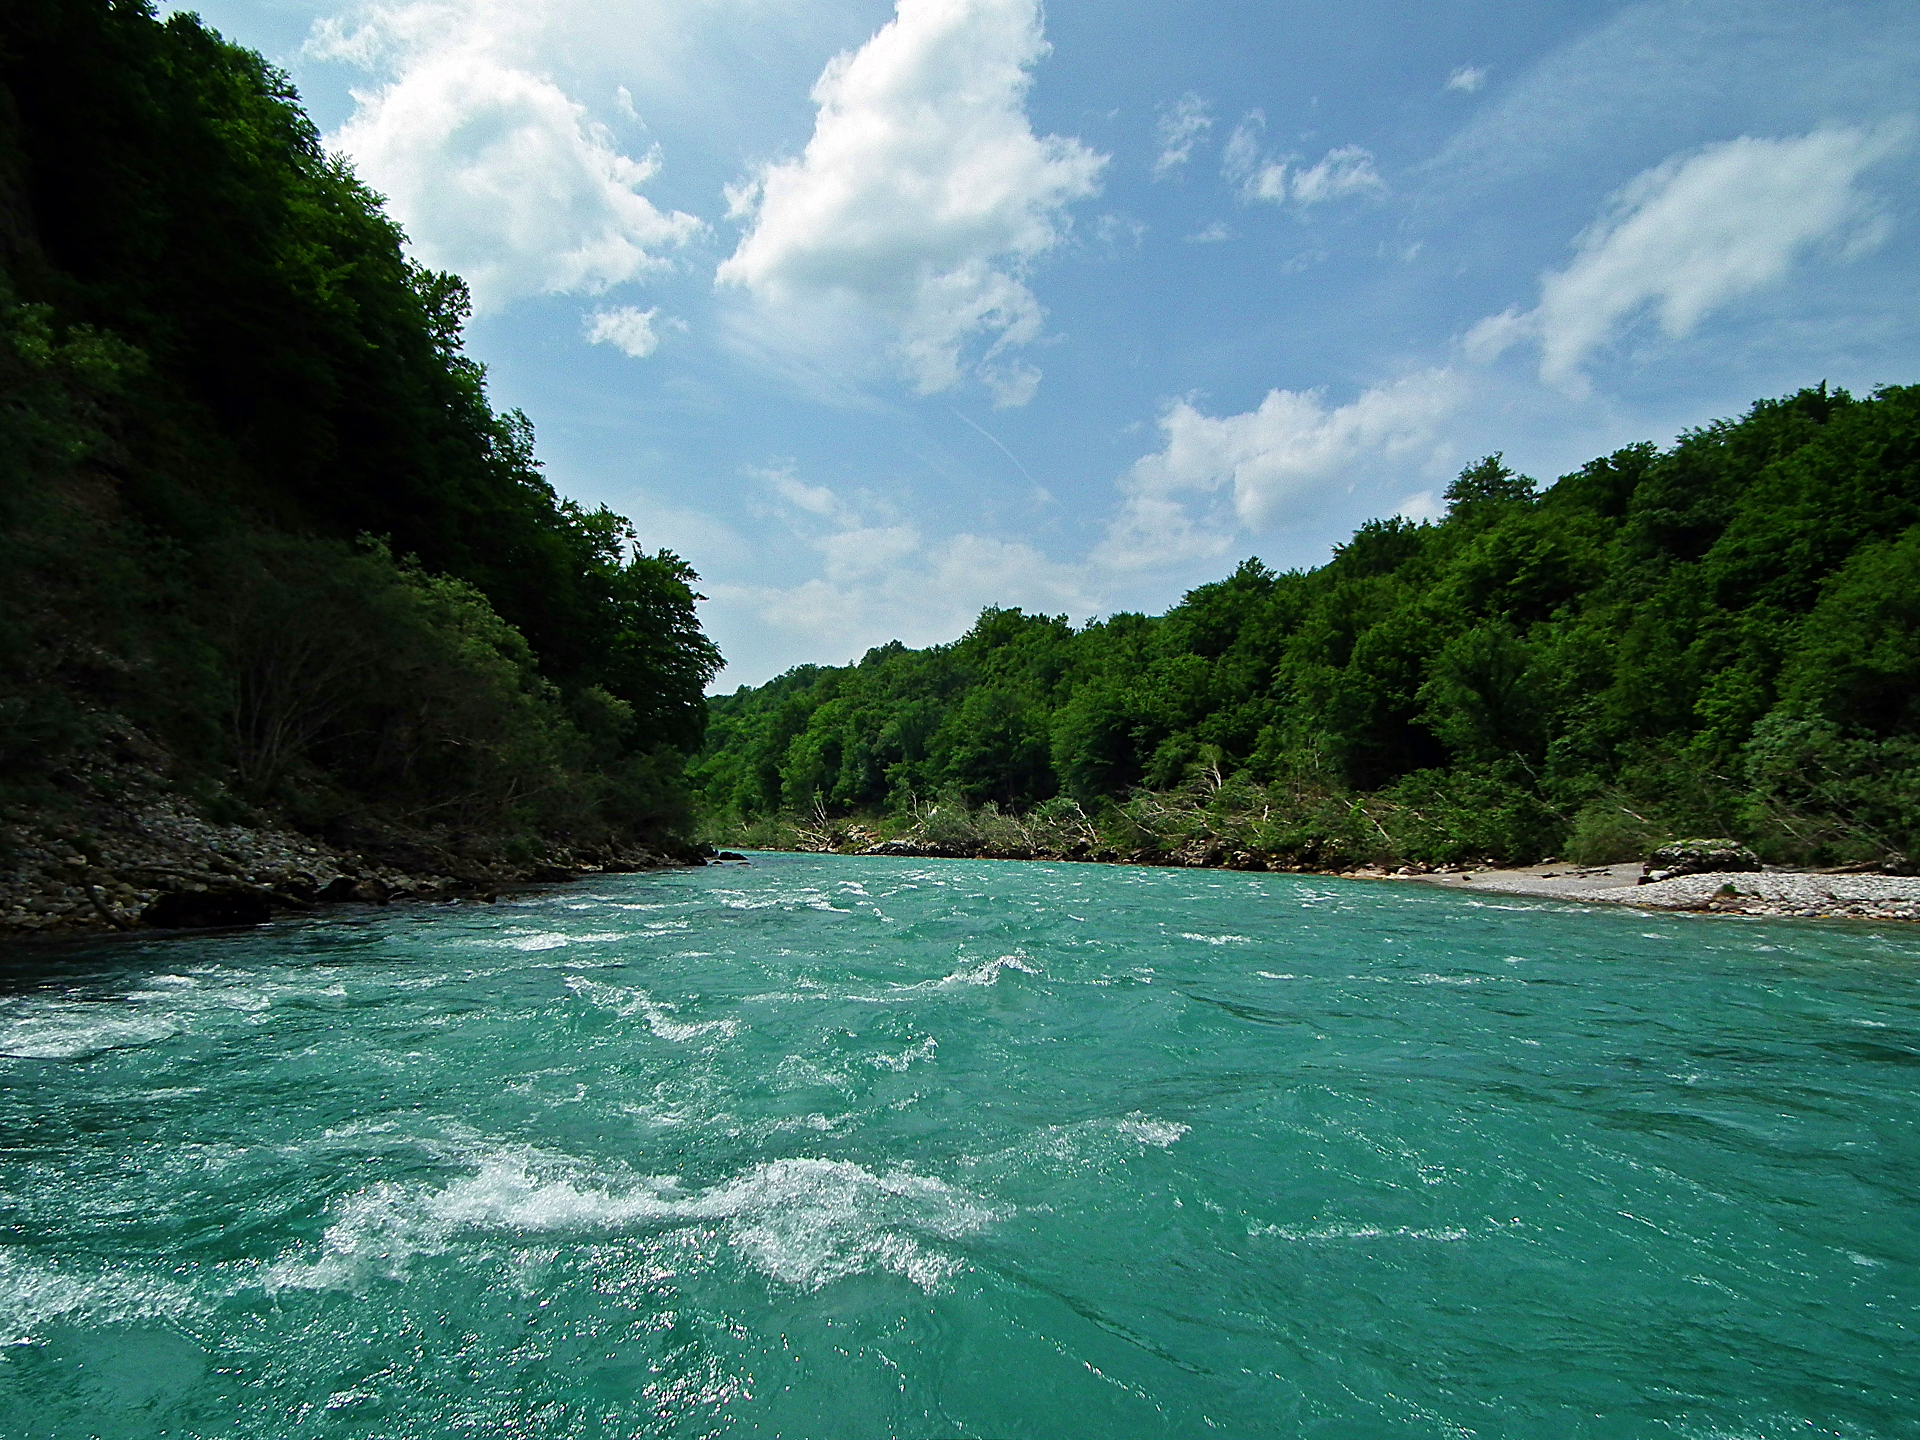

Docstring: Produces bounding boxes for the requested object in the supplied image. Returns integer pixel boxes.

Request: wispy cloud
[1222,111,1383,207]
[1153,92,1212,177]
[1467,123,1911,393]
[1444,64,1486,94]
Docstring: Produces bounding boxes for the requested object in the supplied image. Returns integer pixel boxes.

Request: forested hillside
[693,385,1920,870]
[0,0,719,862]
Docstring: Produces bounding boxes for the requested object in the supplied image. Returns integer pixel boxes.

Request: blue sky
[171,0,1920,686]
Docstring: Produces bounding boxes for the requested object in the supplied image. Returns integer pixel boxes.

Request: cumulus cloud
[1467,124,1910,393]
[1153,92,1212,177]
[313,2,701,312]
[716,0,1106,406]
[1222,112,1383,207]
[1445,65,1486,94]
[584,304,665,356]
[1099,370,1463,570]
[708,462,1100,681]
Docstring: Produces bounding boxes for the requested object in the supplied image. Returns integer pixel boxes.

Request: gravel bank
[1408,863,1920,922]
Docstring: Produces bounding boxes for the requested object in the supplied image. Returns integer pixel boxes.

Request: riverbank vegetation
[693,384,1920,872]
[0,1,720,865]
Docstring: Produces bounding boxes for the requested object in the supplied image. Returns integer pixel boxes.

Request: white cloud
[1430,0,1920,194]
[1154,93,1212,177]
[1100,370,1463,570]
[314,2,701,312]
[717,0,1106,406]
[1445,65,1486,94]
[1287,146,1386,205]
[1468,124,1910,393]
[1222,112,1383,208]
[1394,489,1444,523]
[1185,221,1233,244]
[584,304,665,356]
[750,462,842,518]
[707,467,1100,682]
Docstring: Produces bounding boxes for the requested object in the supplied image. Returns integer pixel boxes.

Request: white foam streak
[900,953,1041,990]
[0,1006,181,1060]
[275,1149,1002,1295]
[566,977,740,1042]
[0,1252,199,1342]
[1116,1113,1190,1148]
[1250,1221,1472,1242]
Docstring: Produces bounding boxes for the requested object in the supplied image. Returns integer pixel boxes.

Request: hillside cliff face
[0,1,721,937]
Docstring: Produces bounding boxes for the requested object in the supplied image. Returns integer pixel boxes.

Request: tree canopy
[693,383,1920,868]
[1,0,720,848]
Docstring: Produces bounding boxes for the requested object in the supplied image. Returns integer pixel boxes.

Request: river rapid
[2,853,1917,1438]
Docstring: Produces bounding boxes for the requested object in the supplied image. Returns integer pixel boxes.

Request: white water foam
[714,888,852,914]
[899,954,1041,991]
[1249,1221,1472,1242]
[0,1251,200,1342]
[867,1037,937,1072]
[1180,933,1251,946]
[565,977,740,1043]
[272,1147,1002,1295]
[0,1005,181,1060]
[1116,1113,1190,1148]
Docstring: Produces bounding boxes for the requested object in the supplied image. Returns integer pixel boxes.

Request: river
[3,852,1917,1437]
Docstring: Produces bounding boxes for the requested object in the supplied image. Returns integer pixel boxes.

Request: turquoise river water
[2,853,1917,1439]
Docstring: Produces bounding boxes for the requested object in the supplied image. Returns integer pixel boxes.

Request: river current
[2,853,1917,1438]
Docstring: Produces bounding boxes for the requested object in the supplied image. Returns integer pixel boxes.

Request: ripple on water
[3,853,1917,1438]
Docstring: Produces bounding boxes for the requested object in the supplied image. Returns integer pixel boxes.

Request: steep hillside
[0,0,722,934]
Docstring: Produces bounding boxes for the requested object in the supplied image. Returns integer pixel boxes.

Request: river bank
[1398,860,1920,921]
[0,763,703,943]
[790,837,1920,923]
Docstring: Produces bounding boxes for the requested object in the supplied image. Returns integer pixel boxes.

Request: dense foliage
[694,385,1920,869]
[0,0,719,848]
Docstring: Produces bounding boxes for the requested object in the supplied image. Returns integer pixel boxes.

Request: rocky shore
[1404,861,1920,922]
[0,761,701,944]
[822,836,1920,924]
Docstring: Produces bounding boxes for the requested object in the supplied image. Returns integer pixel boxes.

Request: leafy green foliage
[696,383,1920,869]
[0,1,719,847]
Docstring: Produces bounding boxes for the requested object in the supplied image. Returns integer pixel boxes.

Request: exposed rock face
[1641,839,1761,884]
[0,739,706,942]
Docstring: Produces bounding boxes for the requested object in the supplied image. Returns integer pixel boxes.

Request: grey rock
[1642,839,1759,882]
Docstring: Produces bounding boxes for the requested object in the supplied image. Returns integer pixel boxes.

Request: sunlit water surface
[3,854,1917,1438]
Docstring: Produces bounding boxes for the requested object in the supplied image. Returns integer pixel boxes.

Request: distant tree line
[0,0,720,850]
[693,385,1920,869]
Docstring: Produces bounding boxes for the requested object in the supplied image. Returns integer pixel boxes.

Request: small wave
[1116,1113,1189,1148]
[1249,1222,1471,1242]
[0,1006,181,1060]
[1179,933,1251,946]
[900,954,1041,991]
[715,888,852,914]
[0,1251,199,1342]
[566,977,739,1043]
[866,1036,937,1072]
[273,1148,1001,1295]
